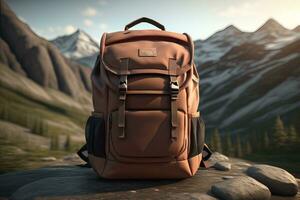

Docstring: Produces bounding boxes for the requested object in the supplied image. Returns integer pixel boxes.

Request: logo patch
[138,48,157,57]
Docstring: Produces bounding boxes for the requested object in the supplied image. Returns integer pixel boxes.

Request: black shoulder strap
[77,144,90,167]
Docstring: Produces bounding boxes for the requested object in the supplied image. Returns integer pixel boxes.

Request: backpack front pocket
[188,116,205,158]
[85,113,106,158]
[109,110,186,159]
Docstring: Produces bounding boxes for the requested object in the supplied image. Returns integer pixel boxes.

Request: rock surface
[208,152,229,165]
[211,176,271,200]
[214,161,231,171]
[246,164,299,196]
[0,153,299,200]
[41,157,57,161]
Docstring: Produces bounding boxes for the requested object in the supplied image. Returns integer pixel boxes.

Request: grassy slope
[0,63,92,173]
[0,120,67,172]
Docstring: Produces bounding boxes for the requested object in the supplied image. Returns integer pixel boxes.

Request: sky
[6,0,300,41]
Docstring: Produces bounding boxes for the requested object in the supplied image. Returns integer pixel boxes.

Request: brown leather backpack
[78,17,211,179]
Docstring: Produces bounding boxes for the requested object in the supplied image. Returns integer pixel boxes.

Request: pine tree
[235,134,243,157]
[26,114,33,131]
[43,121,48,136]
[273,116,287,146]
[224,133,234,156]
[262,132,270,150]
[0,104,4,119]
[51,134,59,150]
[64,135,72,151]
[211,128,222,153]
[245,141,252,155]
[288,126,297,143]
[208,135,214,150]
[2,104,9,120]
[33,117,41,135]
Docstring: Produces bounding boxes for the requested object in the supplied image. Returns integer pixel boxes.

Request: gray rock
[63,154,79,161]
[246,164,299,196]
[214,161,231,171]
[0,163,298,199]
[222,176,234,180]
[235,162,251,167]
[211,176,271,200]
[209,152,229,165]
[0,166,93,197]
[171,193,218,200]
[41,156,57,161]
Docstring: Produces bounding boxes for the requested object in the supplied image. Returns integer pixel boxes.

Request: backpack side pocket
[188,116,205,158]
[85,113,106,158]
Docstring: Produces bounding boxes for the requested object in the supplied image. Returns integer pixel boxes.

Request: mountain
[255,18,289,35]
[0,1,92,97]
[194,25,248,65]
[0,0,92,168]
[195,18,300,135]
[51,30,99,68]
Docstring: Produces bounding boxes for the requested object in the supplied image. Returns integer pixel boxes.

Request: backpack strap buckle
[119,76,127,100]
[170,76,178,141]
[170,79,179,100]
[118,59,128,139]
[169,59,179,141]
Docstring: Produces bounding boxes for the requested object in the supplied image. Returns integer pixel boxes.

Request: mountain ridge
[51,29,99,68]
[255,18,289,33]
[0,0,92,97]
[195,19,300,135]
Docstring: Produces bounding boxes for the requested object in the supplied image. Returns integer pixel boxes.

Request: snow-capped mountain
[196,19,299,65]
[195,25,248,64]
[51,29,99,67]
[196,19,300,134]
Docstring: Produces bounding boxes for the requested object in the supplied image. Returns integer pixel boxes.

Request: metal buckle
[119,76,127,100]
[119,81,127,91]
[170,80,179,100]
[119,76,127,90]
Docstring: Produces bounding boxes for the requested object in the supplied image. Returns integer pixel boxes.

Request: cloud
[217,0,300,29]
[82,7,97,17]
[218,2,257,17]
[47,26,62,33]
[99,23,108,30]
[84,19,94,27]
[64,25,76,34]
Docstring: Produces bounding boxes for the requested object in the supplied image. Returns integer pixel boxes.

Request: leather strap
[118,58,128,138]
[200,144,212,168]
[125,17,165,31]
[169,59,179,140]
[183,33,194,66]
[202,143,212,161]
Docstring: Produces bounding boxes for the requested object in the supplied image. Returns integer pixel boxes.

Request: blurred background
[0,0,299,176]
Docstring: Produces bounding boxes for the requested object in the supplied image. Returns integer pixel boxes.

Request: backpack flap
[99,31,194,90]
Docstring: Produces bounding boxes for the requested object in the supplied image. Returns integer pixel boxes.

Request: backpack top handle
[124,17,165,31]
